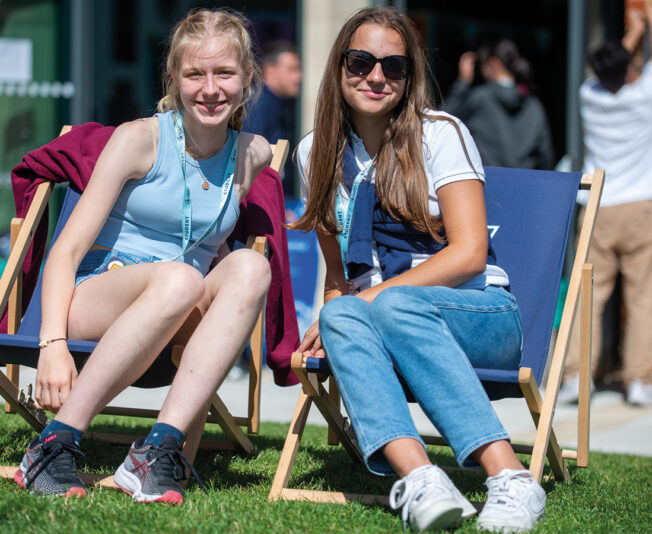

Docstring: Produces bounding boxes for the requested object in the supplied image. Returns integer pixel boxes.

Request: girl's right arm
[297,228,349,358]
[36,118,157,412]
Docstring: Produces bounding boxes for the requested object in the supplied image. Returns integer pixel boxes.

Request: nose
[203,75,219,96]
[367,61,385,84]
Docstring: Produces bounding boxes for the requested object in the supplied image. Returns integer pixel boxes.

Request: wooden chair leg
[269,388,312,501]
[248,308,264,434]
[519,367,570,482]
[269,386,387,506]
[0,371,47,431]
[5,219,24,414]
[327,376,340,446]
[577,264,593,468]
[245,234,267,435]
[291,354,363,463]
[3,366,19,414]
[209,392,255,454]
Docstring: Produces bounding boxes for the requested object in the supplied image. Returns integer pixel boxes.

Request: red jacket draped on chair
[5,122,299,386]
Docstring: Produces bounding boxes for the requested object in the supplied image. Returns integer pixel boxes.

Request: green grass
[0,411,651,533]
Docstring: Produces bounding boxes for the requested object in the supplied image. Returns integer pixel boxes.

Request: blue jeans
[75,249,160,287]
[319,285,523,475]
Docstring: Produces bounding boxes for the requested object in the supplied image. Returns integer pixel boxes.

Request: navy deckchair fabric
[304,167,583,401]
[479,167,582,399]
[0,186,176,387]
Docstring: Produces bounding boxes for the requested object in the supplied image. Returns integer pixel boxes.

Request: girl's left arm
[234,132,272,201]
[211,133,270,267]
[356,178,488,303]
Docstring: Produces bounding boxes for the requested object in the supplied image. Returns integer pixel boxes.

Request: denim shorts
[75,249,160,287]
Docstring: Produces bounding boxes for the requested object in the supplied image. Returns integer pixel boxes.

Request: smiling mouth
[198,101,225,112]
[362,90,386,99]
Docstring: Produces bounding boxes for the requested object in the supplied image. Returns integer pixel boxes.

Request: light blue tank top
[94,111,240,275]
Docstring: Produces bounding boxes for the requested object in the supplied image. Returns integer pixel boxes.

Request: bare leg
[472,440,524,476]
[157,248,270,431]
[383,438,431,477]
[383,437,524,478]
[55,261,205,430]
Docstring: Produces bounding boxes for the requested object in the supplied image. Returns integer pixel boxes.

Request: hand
[644,1,652,22]
[458,51,477,84]
[35,344,78,412]
[626,8,646,34]
[298,320,325,359]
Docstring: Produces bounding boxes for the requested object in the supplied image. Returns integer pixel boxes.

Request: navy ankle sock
[144,422,184,448]
[40,419,83,445]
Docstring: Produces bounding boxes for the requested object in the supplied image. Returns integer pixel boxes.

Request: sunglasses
[343,49,411,80]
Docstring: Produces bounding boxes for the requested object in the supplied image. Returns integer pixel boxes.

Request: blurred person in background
[444,39,554,170]
[560,3,652,407]
[244,41,302,196]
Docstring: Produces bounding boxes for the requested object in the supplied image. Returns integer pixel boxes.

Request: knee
[150,262,205,314]
[319,295,365,333]
[225,248,271,299]
[371,286,421,325]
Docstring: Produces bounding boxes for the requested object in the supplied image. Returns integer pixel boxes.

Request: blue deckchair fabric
[0,186,176,387]
[304,167,583,401]
[479,167,582,398]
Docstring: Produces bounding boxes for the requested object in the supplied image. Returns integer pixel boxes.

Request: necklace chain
[184,124,225,159]
[184,125,228,191]
[186,148,222,191]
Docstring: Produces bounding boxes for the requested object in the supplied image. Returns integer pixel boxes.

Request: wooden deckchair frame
[269,168,604,505]
[0,127,289,487]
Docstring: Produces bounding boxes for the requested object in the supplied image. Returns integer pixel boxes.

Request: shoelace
[148,446,207,493]
[484,470,533,510]
[25,441,85,489]
[389,466,446,530]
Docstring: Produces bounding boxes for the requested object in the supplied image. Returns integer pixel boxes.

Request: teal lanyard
[334,134,375,280]
[171,111,238,262]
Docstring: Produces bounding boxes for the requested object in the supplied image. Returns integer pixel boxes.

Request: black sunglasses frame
[343,49,411,80]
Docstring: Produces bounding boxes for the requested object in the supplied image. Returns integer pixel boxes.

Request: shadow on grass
[280,441,488,498]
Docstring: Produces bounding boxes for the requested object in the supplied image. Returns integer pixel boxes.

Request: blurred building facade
[0,0,624,218]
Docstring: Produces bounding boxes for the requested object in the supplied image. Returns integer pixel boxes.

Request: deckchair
[0,126,289,486]
[269,166,604,505]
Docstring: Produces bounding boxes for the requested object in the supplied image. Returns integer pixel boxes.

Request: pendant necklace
[184,126,228,191]
[186,150,222,191]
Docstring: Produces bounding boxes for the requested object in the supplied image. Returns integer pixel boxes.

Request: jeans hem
[457,432,510,468]
[364,432,426,476]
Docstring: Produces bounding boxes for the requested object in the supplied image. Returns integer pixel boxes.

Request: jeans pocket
[76,250,112,277]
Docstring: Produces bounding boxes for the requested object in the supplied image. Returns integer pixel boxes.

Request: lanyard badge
[335,134,375,280]
[171,111,238,262]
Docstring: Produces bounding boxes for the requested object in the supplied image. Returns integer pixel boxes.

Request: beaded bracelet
[38,337,67,349]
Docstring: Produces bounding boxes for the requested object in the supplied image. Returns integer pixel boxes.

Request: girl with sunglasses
[291,7,546,533]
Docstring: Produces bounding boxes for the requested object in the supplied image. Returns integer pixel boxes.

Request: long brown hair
[157,8,261,130]
[291,6,467,239]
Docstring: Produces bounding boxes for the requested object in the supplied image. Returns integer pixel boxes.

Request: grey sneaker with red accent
[113,435,204,504]
[14,430,87,497]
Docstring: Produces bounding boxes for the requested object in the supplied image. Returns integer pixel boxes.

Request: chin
[192,108,232,127]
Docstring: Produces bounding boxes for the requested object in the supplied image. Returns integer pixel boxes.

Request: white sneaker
[476,469,546,533]
[557,374,595,404]
[627,379,652,406]
[389,464,474,531]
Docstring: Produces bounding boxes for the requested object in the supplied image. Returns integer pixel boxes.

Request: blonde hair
[157,8,260,130]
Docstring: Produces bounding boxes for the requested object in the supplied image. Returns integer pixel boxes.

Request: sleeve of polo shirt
[296,131,314,206]
[423,115,485,193]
